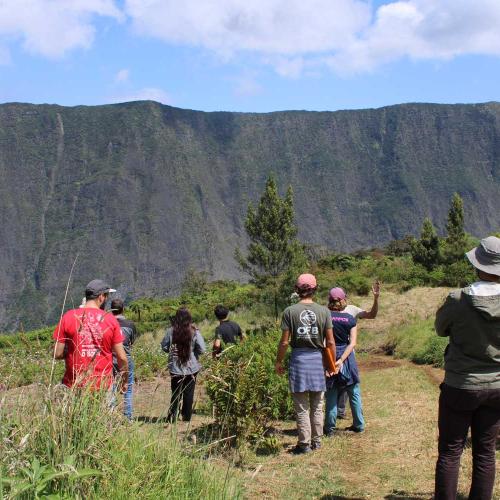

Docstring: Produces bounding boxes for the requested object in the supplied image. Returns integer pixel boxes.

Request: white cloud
[115,68,130,83]
[125,0,371,55]
[110,87,172,104]
[326,0,500,74]
[271,57,306,79]
[2,0,500,77]
[124,0,500,75]
[0,0,122,59]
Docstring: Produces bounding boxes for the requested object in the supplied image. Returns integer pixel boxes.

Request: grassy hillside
[4,285,497,499]
[1,101,500,329]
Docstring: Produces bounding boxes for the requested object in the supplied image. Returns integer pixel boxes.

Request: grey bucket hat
[466,236,500,276]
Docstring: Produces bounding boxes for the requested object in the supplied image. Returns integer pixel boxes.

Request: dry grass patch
[237,357,499,500]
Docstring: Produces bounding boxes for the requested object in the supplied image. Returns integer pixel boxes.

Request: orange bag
[322,347,337,374]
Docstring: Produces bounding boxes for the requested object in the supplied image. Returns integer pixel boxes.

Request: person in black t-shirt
[212,304,245,358]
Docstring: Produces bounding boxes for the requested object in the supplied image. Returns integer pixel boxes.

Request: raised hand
[372,280,381,296]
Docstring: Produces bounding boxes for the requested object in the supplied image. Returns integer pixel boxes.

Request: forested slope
[1,100,499,328]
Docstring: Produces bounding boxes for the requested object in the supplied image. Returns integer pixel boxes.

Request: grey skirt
[289,348,326,393]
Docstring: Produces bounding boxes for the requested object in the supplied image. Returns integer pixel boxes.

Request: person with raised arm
[324,287,365,435]
[335,281,380,420]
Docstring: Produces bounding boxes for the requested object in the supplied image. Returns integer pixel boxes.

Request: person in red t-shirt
[53,279,128,391]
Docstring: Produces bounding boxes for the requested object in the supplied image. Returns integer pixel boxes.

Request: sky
[1,0,500,112]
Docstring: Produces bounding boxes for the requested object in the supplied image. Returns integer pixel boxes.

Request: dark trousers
[435,383,500,500]
[168,373,197,422]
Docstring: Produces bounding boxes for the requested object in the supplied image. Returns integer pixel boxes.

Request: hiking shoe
[324,428,337,437]
[290,445,311,455]
[337,413,346,419]
[311,440,321,450]
[345,425,364,433]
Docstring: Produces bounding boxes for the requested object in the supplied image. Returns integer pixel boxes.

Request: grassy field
[1,286,499,499]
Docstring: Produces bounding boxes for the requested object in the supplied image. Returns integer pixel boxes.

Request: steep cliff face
[1,101,499,329]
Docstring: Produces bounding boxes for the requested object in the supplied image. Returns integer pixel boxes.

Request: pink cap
[296,273,317,289]
[329,287,346,300]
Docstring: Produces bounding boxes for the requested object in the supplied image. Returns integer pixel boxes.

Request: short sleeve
[281,308,291,331]
[53,313,68,343]
[325,309,333,329]
[350,305,364,319]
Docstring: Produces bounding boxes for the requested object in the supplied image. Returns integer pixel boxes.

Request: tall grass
[382,317,448,367]
[0,387,241,499]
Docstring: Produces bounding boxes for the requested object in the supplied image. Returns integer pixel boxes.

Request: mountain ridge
[1,100,499,330]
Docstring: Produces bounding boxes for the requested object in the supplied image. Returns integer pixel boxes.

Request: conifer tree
[236,175,306,318]
[444,192,467,262]
[411,217,440,271]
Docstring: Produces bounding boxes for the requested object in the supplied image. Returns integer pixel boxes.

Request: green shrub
[133,344,166,380]
[339,275,371,295]
[129,281,257,327]
[440,261,476,288]
[386,318,448,368]
[319,254,356,271]
[205,326,293,448]
[0,326,53,349]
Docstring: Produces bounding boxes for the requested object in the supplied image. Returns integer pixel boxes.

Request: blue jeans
[123,357,134,419]
[325,382,365,432]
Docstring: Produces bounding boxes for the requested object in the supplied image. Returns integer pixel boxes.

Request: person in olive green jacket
[434,236,500,500]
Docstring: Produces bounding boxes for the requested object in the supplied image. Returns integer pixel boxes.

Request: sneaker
[311,440,321,450]
[337,413,346,420]
[324,428,337,437]
[290,445,311,455]
[345,425,364,433]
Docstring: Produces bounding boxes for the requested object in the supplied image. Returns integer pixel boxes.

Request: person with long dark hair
[161,307,206,422]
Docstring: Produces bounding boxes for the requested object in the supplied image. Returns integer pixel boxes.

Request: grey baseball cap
[466,236,500,276]
[85,279,116,298]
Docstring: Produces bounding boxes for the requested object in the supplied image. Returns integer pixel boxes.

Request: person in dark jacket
[111,298,138,420]
[434,236,500,500]
[161,308,206,422]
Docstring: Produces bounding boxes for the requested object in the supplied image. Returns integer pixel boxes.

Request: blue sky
[1,0,500,112]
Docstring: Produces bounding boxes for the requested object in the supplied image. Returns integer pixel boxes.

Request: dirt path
[233,356,498,500]
[130,354,498,500]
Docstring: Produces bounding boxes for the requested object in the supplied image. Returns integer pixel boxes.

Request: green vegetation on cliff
[1,101,500,329]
